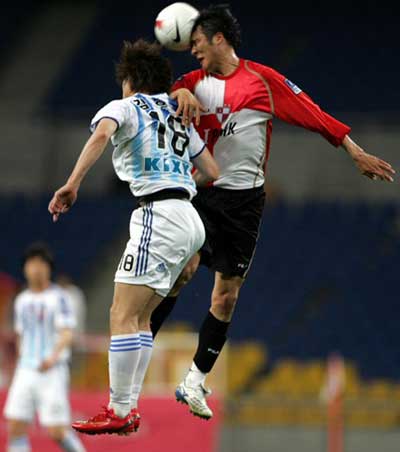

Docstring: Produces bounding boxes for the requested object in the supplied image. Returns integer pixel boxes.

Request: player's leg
[37,364,86,451]
[109,283,161,413]
[6,420,31,452]
[72,282,159,435]
[191,271,242,375]
[176,186,266,419]
[46,426,85,452]
[130,295,163,410]
[118,292,163,436]
[150,252,200,337]
[150,190,215,339]
[127,251,204,429]
[4,368,35,452]
[176,273,243,419]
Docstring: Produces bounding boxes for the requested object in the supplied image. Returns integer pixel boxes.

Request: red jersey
[172,58,351,190]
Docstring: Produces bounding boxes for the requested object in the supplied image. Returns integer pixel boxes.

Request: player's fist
[48,184,78,222]
[170,88,207,127]
[38,356,56,372]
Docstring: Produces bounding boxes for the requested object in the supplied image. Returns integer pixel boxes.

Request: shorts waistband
[138,189,190,206]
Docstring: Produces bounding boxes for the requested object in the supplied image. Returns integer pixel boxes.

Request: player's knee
[110,303,139,330]
[211,291,238,320]
[47,426,66,442]
[171,259,199,294]
[7,420,27,439]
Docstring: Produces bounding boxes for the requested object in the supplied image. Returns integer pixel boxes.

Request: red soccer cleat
[72,406,135,435]
[118,408,141,435]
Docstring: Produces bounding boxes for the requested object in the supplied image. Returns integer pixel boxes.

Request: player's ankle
[185,362,207,387]
[109,402,131,418]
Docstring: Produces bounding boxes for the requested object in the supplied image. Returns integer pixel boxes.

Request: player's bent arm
[48,118,117,221]
[341,135,395,182]
[38,328,74,372]
[192,147,220,186]
[67,118,117,188]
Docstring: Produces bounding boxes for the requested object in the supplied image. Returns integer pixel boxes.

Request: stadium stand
[0,3,37,64]
[0,195,134,283]
[172,201,400,381]
[43,5,400,117]
[2,196,399,381]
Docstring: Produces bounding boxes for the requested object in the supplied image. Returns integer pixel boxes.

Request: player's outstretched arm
[192,147,220,186]
[341,135,395,182]
[48,118,117,222]
[170,88,207,126]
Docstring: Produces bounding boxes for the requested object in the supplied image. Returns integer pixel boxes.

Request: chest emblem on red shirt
[216,104,231,124]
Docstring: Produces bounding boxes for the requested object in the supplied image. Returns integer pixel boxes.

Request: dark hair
[115,39,173,94]
[22,242,54,271]
[192,4,241,50]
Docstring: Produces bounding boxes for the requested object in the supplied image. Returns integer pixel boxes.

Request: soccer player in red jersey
[150,5,395,419]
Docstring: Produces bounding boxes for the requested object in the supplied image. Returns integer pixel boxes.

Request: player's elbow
[93,130,111,144]
[210,165,220,182]
[205,163,220,183]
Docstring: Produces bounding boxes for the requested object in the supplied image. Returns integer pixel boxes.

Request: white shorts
[3,364,71,426]
[115,198,205,297]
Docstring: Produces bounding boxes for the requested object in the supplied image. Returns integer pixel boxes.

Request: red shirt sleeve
[171,70,204,94]
[259,64,351,147]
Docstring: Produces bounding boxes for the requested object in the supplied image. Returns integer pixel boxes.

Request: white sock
[131,331,154,408]
[8,436,31,452]
[108,333,141,418]
[59,430,86,452]
[185,362,207,387]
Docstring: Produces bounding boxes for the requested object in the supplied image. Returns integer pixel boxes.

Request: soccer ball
[154,2,199,51]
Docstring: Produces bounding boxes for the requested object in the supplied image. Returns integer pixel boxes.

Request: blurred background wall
[0,1,399,451]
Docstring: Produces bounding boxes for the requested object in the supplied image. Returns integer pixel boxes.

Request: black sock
[193,311,230,373]
[151,296,178,338]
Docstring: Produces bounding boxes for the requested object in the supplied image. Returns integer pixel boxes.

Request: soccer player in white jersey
[150,5,396,420]
[48,39,219,435]
[3,243,86,452]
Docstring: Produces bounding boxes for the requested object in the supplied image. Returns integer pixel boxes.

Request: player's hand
[170,88,207,127]
[48,183,78,222]
[352,151,395,182]
[342,135,395,182]
[38,356,56,372]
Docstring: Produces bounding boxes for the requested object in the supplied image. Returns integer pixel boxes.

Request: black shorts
[192,186,265,278]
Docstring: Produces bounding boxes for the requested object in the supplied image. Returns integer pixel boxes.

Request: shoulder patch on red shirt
[284,79,302,95]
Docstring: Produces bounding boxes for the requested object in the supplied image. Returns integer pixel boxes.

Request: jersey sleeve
[188,125,206,159]
[171,70,203,93]
[54,292,76,330]
[90,100,130,133]
[261,66,351,147]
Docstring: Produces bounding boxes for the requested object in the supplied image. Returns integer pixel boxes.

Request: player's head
[22,242,54,288]
[115,39,173,97]
[190,4,241,72]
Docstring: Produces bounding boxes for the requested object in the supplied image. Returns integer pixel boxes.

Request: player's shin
[108,333,141,418]
[130,331,154,408]
[150,296,178,337]
[8,436,31,452]
[188,311,230,385]
[58,430,86,452]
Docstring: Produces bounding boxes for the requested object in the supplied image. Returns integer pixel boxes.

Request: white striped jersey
[90,92,206,200]
[14,284,76,369]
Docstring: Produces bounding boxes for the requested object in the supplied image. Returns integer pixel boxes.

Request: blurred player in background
[150,4,396,419]
[3,243,85,452]
[48,39,219,435]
